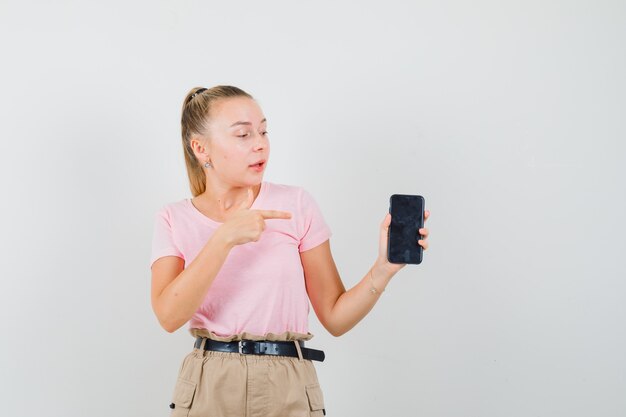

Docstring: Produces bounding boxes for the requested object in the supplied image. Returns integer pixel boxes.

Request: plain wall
[1,1,624,416]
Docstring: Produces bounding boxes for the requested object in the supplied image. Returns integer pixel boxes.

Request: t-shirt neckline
[186,181,268,226]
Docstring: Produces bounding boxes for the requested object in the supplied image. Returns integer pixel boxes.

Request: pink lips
[249,160,266,171]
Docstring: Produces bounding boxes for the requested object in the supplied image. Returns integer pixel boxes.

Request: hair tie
[189,88,207,102]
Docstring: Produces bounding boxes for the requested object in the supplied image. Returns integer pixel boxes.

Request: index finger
[256,210,293,219]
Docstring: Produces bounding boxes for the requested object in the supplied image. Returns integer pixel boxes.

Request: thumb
[238,187,255,211]
[381,212,391,230]
[380,213,391,232]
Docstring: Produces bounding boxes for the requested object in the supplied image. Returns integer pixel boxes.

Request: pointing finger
[257,210,292,219]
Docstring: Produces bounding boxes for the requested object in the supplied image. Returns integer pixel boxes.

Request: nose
[253,131,267,150]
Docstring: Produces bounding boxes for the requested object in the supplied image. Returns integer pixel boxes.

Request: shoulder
[264,181,302,195]
[263,181,324,218]
[264,181,316,198]
[263,181,310,203]
[153,199,188,222]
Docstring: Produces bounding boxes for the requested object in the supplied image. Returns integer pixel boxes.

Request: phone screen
[387,194,425,264]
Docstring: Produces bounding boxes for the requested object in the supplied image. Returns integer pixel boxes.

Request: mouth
[249,160,266,168]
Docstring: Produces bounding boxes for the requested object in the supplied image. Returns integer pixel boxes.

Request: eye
[262,131,268,135]
[237,132,250,138]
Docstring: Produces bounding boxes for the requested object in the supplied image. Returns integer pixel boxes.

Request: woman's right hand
[217,187,292,247]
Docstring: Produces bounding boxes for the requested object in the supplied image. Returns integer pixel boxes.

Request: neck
[201,178,262,212]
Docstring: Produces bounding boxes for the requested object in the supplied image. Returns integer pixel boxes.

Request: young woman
[150,85,430,417]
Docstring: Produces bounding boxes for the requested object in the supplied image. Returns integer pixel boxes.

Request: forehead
[211,97,265,127]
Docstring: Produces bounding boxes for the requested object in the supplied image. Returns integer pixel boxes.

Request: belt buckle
[238,340,253,354]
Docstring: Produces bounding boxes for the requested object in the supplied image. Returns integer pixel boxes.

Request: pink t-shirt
[150,181,332,338]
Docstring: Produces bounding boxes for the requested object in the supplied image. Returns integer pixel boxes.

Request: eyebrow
[230,118,267,128]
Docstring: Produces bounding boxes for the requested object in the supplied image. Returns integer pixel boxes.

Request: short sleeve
[297,188,333,252]
[150,207,184,268]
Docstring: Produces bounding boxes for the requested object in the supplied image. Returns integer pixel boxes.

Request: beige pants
[169,331,326,417]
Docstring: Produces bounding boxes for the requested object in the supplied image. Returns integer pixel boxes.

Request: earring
[204,161,212,168]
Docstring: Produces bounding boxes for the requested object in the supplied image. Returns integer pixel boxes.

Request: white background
[1,1,624,416]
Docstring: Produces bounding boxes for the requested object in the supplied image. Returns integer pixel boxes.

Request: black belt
[194,337,325,362]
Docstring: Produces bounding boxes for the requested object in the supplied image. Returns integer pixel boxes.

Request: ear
[190,134,211,161]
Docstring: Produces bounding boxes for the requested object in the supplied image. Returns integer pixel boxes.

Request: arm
[150,189,293,334]
[301,240,395,337]
[151,230,234,333]
[301,211,430,337]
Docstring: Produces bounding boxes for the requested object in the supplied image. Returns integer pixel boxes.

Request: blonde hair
[181,85,254,197]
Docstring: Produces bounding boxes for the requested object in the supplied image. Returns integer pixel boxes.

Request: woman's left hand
[376,210,430,274]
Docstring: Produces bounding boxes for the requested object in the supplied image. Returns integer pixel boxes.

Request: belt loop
[199,337,207,351]
[294,340,304,361]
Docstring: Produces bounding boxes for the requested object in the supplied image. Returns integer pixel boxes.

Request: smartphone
[387,194,425,264]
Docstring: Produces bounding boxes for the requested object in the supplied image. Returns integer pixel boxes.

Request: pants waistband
[193,337,325,362]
